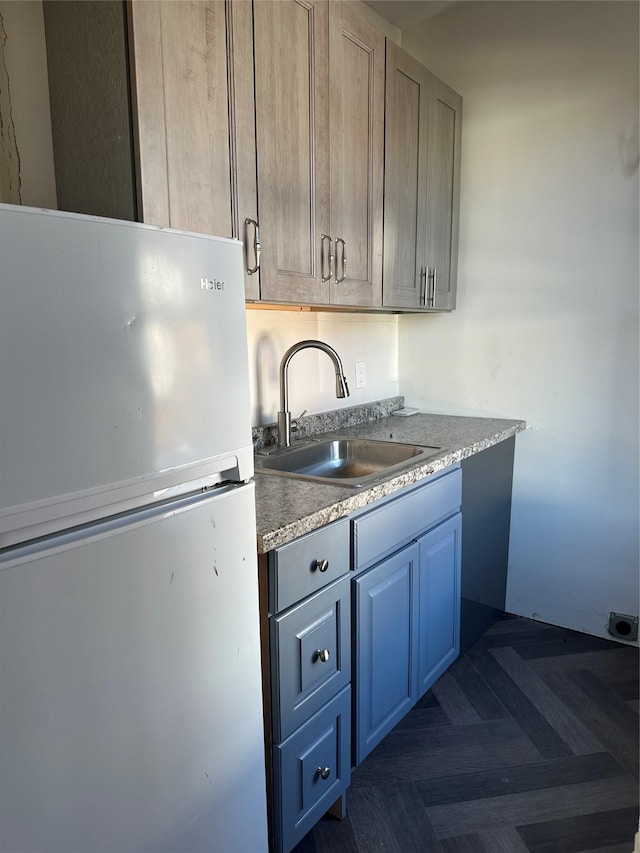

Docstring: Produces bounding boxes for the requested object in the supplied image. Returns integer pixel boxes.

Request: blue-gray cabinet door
[271,575,350,743]
[416,513,462,697]
[273,686,351,853]
[353,543,419,764]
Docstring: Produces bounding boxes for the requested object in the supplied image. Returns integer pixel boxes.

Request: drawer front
[270,518,350,614]
[353,467,462,570]
[271,575,350,742]
[274,686,351,853]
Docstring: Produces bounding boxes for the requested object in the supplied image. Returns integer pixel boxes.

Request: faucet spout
[277,339,350,448]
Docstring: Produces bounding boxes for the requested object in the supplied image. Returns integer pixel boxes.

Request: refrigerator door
[0,205,254,547]
[0,482,268,853]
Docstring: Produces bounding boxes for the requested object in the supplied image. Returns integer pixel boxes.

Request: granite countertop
[253,401,525,554]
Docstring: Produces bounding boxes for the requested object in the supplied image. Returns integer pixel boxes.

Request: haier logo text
[200,278,224,291]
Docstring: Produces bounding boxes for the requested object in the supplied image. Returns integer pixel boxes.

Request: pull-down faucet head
[277,339,350,448]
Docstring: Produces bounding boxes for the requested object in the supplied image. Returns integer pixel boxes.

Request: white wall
[0,1,56,207]
[399,1,639,640]
[246,309,399,426]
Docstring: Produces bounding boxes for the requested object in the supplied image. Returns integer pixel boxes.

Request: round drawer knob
[316,649,330,663]
[314,559,329,573]
[316,766,331,781]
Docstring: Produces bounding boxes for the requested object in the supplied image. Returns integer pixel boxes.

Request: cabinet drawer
[353,467,462,570]
[273,686,351,853]
[271,576,350,742]
[269,518,349,614]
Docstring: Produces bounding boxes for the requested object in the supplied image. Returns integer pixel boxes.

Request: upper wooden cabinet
[383,41,462,311]
[44,0,260,299]
[44,2,460,312]
[328,3,384,308]
[253,0,329,304]
[129,0,260,300]
[253,0,384,307]
[424,70,462,311]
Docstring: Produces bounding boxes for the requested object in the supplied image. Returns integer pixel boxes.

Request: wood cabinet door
[129,1,233,236]
[129,1,260,298]
[254,0,330,304]
[353,543,419,765]
[416,513,462,698]
[382,41,428,309]
[425,71,462,311]
[328,2,384,308]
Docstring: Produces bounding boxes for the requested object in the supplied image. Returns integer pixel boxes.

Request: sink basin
[254,437,441,487]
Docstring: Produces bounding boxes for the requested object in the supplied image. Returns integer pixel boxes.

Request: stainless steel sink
[254,437,441,487]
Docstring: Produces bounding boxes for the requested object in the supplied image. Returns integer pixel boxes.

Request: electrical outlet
[355,361,366,389]
[609,612,638,641]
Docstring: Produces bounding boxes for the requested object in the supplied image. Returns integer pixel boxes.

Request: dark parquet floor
[293,615,639,853]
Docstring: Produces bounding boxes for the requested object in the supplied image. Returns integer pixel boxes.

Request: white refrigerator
[0,205,269,853]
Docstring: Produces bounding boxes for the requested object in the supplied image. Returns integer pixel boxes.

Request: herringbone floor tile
[293,615,639,853]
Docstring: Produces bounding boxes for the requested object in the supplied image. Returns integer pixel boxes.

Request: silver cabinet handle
[316,766,331,780]
[428,267,437,307]
[419,267,427,307]
[321,234,334,283]
[314,559,329,573]
[335,237,346,283]
[245,218,260,275]
[315,649,330,662]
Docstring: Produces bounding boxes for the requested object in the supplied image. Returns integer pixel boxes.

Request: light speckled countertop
[254,403,525,553]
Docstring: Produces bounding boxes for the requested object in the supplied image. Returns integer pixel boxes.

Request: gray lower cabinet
[265,467,464,847]
[352,468,462,764]
[267,519,351,853]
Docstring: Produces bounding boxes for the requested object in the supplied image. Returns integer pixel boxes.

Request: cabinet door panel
[254,0,330,304]
[354,544,419,764]
[130,1,233,238]
[382,42,428,309]
[329,3,383,307]
[382,43,462,312]
[271,576,350,742]
[425,73,462,311]
[274,687,350,853]
[130,1,259,298]
[417,513,462,697]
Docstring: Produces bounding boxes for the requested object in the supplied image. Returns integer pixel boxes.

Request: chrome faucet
[277,340,350,448]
